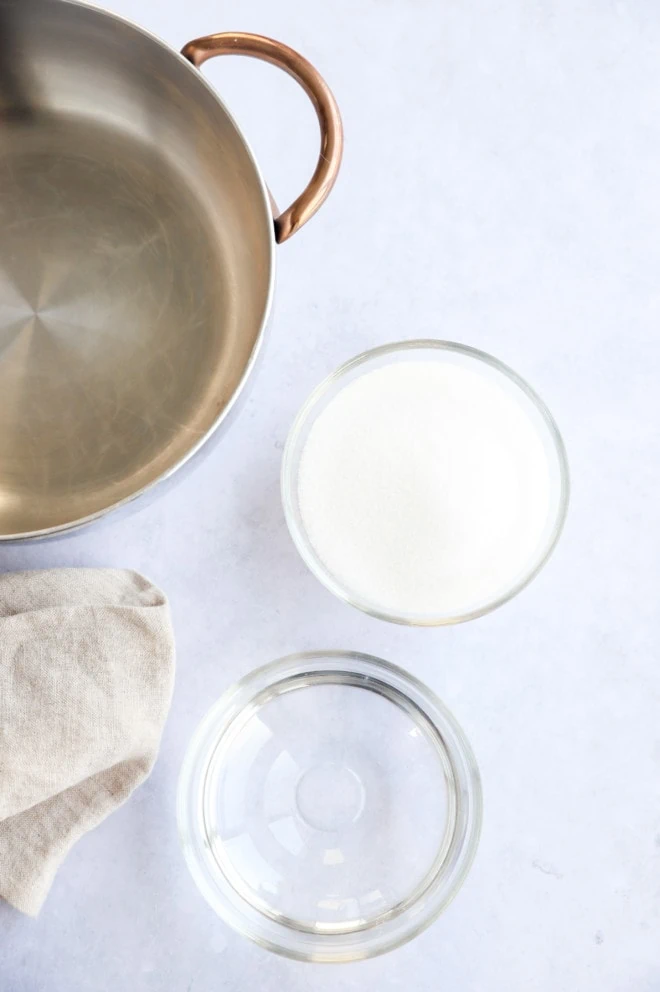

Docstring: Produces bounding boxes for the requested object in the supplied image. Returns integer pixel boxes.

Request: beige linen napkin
[0,568,175,916]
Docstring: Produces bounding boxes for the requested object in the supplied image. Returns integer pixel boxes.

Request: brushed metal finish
[0,0,277,538]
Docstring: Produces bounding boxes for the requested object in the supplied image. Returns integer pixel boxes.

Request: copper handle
[181,32,343,244]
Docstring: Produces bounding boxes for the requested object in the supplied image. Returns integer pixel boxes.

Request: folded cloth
[0,568,175,915]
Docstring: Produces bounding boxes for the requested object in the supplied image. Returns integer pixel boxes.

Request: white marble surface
[2,0,660,988]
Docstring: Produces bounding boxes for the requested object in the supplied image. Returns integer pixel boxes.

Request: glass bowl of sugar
[281,340,569,625]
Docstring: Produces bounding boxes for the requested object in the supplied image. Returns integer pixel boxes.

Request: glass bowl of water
[177,651,482,962]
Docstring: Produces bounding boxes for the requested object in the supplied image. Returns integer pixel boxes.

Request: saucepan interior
[0,0,273,539]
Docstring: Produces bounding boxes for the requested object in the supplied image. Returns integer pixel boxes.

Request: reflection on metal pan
[0,0,342,540]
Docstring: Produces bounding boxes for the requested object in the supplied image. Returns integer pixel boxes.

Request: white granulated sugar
[297,359,551,618]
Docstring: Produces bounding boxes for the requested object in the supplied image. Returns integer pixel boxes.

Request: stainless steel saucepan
[0,0,342,540]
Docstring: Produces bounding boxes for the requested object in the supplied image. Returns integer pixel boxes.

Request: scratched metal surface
[0,0,273,539]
